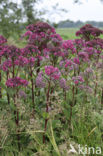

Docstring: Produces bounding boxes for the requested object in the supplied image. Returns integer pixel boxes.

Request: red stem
[94,74,98,96]
[31,70,35,107]
[7,71,10,104]
[12,60,20,150]
[63,89,66,101]
[0,57,2,98]
[43,80,50,144]
[37,58,40,74]
[69,86,75,126]
[69,69,76,127]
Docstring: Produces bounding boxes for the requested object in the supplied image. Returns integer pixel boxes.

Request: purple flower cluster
[72,76,84,85]
[18,90,27,99]
[76,24,103,40]
[65,59,73,68]
[1,22,103,112]
[73,57,80,65]
[15,56,36,67]
[2,59,12,71]
[78,85,93,93]
[23,22,56,45]
[15,56,29,67]
[26,21,55,34]
[36,72,46,88]
[0,35,7,45]
[45,66,61,80]
[22,44,40,57]
[6,77,29,88]
[63,40,76,53]
[59,78,69,90]
[73,39,86,49]
[7,45,21,59]
[50,34,63,45]
[78,52,89,62]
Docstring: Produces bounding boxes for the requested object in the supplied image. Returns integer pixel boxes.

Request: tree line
[57,20,103,28]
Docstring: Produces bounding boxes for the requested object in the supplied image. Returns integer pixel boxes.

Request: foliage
[0,0,22,38]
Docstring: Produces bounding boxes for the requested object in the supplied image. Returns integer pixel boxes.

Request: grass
[56,27,103,40]
[56,28,79,40]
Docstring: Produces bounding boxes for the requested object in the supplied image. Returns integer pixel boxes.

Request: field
[0,24,103,156]
[56,28,78,40]
[56,28,103,40]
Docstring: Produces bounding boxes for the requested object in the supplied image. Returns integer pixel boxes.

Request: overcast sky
[17,0,103,23]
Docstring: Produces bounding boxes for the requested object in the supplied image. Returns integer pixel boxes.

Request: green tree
[0,0,22,38]
[22,0,40,24]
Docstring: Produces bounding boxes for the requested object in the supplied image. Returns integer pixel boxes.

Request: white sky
[17,0,103,23]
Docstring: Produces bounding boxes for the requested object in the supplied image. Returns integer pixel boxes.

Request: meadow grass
[56,27,103,40]
[56,28,79,40]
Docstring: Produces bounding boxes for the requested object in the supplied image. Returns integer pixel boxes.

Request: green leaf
[42,112,49,119]
[63,109,70,118]
[0,82,7,90]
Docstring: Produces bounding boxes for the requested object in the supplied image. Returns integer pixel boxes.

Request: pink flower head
[59,78,69,90]
[46,43,62,58]
[22,31,32,37]
[2,59,12,71]
[7,45,21,59]
[72,76,84,85]
[78,52,89,62]
[0,45,10,57]
[78,85,93,93]
[85,67,93,73]
[18,90,27,99]
[22,44,40,57]
[36,71,46,88]
[50,34,63,46]
[37,55,43,61]
[45,66,60,80]
[0,46,5,57]
[43,48,50,58]
[26,21,55,34]
[28,57,36,66]
[15,56,29,67]
[73,57,80,65]
[83,47,94,56]
[73,39,86,48]
[74,80,79,85]
[24,22,56,45]
[65,60,73,68]
[86,39,103,49]
[6,77,28,88]
[0,35,7,45]
[59,60,65,67]
[76,24,103,40]
[62,40,76,53]
[50,34,62,41]
[77,76,84,82]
